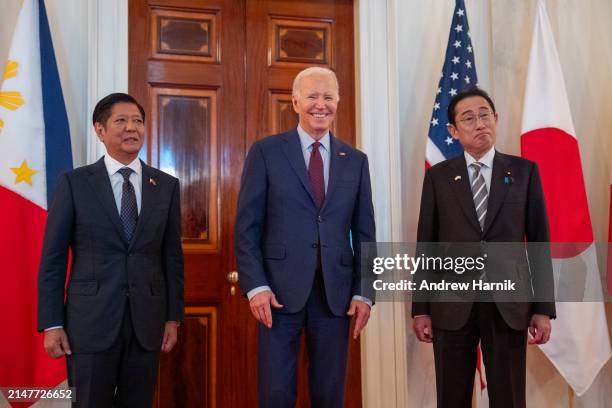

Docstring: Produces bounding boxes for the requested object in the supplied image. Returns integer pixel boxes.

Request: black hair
[92,93,145,127]
[447,87,496,125]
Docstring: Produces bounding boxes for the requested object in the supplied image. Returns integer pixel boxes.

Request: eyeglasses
[457,110,495,128]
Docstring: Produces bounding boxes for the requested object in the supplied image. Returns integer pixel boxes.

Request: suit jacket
[412,151,555,330]
[37,157,184,352]
[234,128,376,316]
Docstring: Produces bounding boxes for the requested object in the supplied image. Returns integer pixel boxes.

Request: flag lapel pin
[503,171,513,185]
[149,177,157,186]
[338,152,347,157]
[454,175,462,181]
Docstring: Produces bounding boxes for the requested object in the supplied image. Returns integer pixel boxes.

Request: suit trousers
[66,304,160,408]
[257,270,351,408]
[432,302,527,408]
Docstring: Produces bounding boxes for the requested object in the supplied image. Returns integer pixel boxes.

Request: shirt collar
[104,154,142,177]
[297,124,330,153]
[464,146,495,169]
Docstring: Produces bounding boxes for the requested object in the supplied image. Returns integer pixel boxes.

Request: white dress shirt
[104,154,142,215]
[464,146,495,191]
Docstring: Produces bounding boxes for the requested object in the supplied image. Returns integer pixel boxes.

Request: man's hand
[413,316,434,343]
[161,321,180,353]
[44,328,72,358]
[528,314,551,345]
[347,300,371,339]
[249,290,284,328]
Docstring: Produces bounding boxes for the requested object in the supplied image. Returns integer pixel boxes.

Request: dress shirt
[464,146,495,191]
[297,124,330,192]
[104,154,142,215]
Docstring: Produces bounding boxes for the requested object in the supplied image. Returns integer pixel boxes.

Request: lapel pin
[503,171,514,185]
[454,175,462,181]
[338,152,347,157]
[149,178,157,186]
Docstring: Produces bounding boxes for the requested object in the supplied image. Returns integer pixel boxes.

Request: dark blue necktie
[118,168,138,241]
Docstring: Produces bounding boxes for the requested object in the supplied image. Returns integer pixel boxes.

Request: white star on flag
[431,118,439,126]
[466,60,472,68]
[437,87,441,94]
[467,45,472,53]
[457,8,464,17]
[445,137,454,145]
[455,24,463,32]
[449,88,457,96]
[434,102,440,110]
[450,72,459,80]
[453,40,462,48]
[452,56,460,64]
[465,75,471,84]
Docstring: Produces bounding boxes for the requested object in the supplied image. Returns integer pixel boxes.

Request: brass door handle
[227,271,239,284]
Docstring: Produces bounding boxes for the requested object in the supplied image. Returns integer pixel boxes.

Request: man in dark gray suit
[38,93,184,407]
[235,67,376,407]
[412,87,555,408]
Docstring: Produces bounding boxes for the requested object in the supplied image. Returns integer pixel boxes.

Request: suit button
[312,243,319,248]
[317,216,323,223]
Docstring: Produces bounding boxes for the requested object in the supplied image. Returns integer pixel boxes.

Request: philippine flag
[0,0,73,406]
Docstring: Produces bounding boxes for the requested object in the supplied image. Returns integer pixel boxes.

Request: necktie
[470,162,488,230]
[118,168,138,241]
[308,141,325,209]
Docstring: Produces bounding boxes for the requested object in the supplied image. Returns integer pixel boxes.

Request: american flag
[426,0,478,167]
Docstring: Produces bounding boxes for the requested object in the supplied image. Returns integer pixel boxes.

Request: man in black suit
[37,93,184,407]
[412,87,555,408]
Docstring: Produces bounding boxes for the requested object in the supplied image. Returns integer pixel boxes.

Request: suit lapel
[321,133,348,212]
[129,161,158,250]
[448,157,482,232]
[482,152,511,235]
[87,158,128,246]
[280,128,317,207]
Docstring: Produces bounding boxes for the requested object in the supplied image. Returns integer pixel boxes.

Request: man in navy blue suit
[235,67,376,407]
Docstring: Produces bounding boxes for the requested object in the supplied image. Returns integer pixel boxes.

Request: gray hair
[291,67,340,99]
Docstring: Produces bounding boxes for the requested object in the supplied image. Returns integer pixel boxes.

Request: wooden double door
[129,0,359,406]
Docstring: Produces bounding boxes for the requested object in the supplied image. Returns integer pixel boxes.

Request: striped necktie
[470,162,488,230]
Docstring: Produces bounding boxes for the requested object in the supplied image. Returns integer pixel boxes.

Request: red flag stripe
[521,127,593,258]
[0,187,66,395]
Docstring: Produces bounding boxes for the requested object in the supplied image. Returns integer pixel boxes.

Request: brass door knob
[226,271,239,284]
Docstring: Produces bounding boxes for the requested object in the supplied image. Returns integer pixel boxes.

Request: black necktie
[118,168,138,241]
